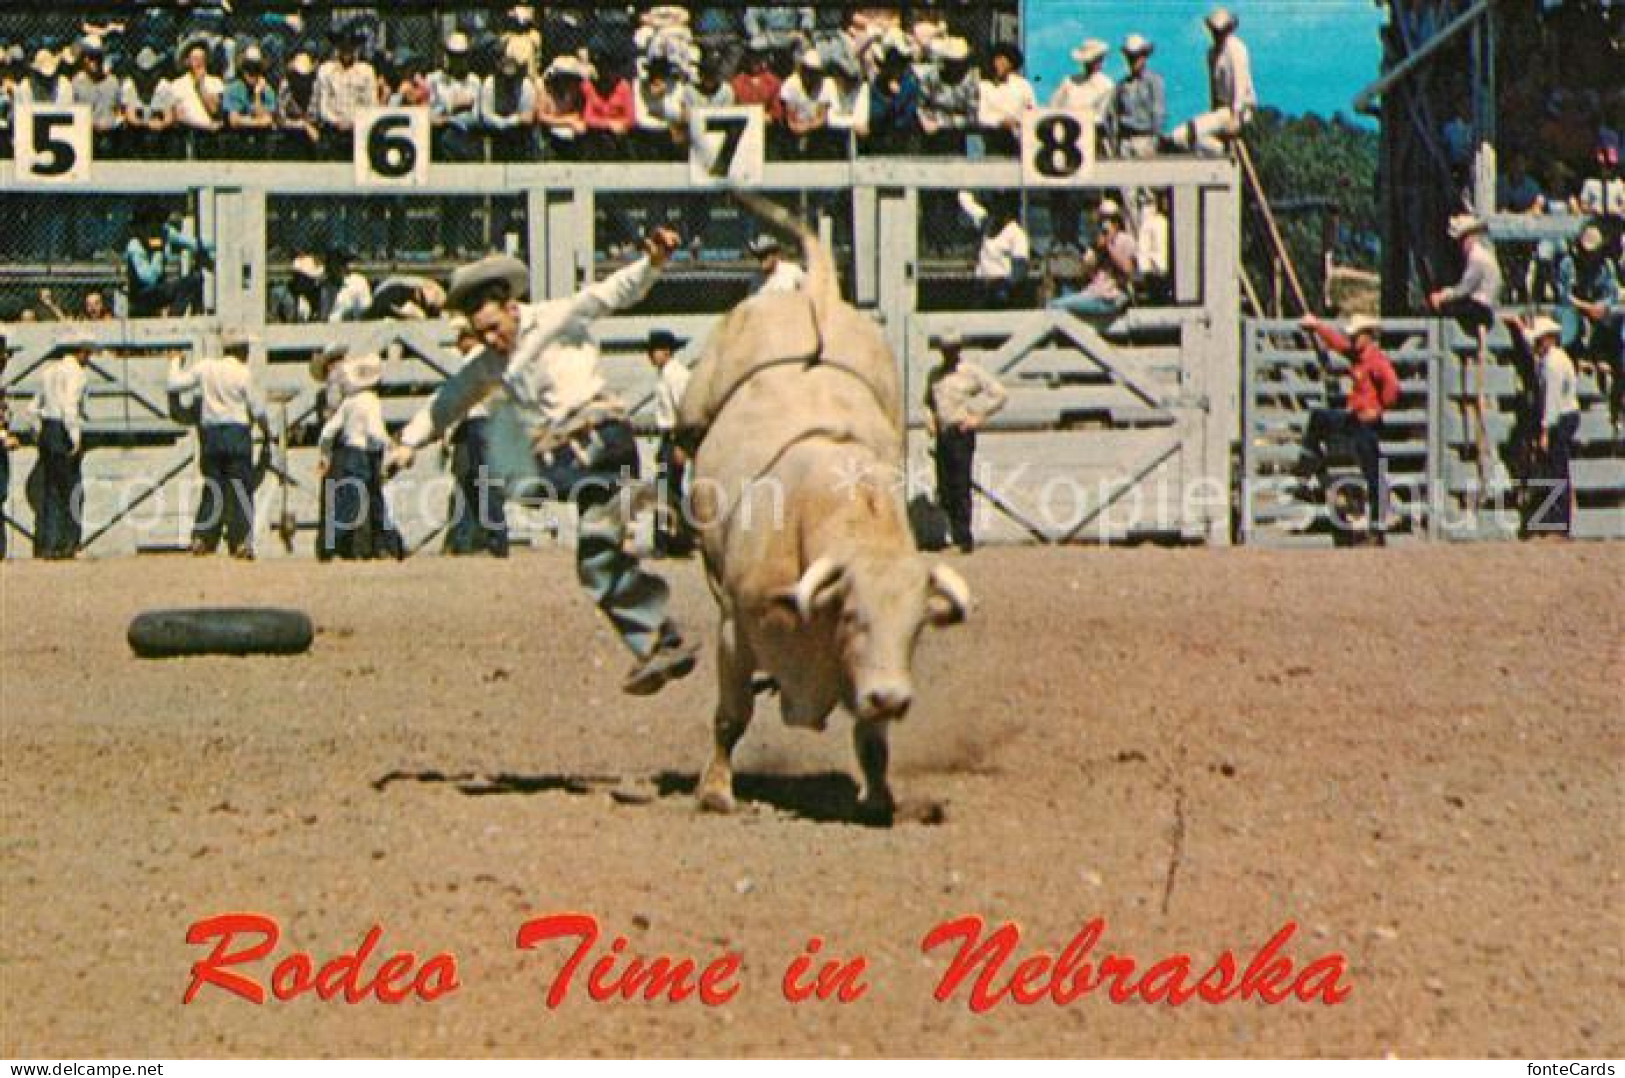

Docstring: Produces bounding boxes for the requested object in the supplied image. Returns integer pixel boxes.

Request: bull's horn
[928,564,972,625]
[794,557,846,621]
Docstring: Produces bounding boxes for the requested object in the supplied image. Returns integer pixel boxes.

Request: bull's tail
[729,189,839,345]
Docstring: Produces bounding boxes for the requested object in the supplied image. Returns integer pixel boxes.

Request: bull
[677,195,972,822]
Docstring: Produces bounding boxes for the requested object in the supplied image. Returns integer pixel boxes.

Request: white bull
[678,195,972,822]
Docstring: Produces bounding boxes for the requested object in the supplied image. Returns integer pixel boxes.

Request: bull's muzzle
[857,683,913,721]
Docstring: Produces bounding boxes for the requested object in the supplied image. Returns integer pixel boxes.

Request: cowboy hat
[1345,315,1381,339]
[239,44,265,67]
[647,329,682,352]
[798,47,824,70]
[1578,225,1605,253]
[1097,198,1123,219]
[934,37,970,63]
[291,254,323,280]
[547,54,589,78]
[30,49,60,77]
[1206,7,1239,33]
[309,342,348,382]
[79,35,105,56]
[747,234,782,257]
[932,329,964,349]
[341,353,384,393]
[287,50,315,75]
[1072,39,1109,66]
[1527,316,1563,342]
[1447,214,1487,240]
[446,254,530,313]
[444,31,471,56]
[1122,34,1154,57]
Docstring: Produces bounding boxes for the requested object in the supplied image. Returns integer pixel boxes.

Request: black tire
[128,608,314,659]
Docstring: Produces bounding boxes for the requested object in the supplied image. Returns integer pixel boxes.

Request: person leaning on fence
[428,32,482,162]
[581,49,636,159]
[918,37,978,157]
[18,48,72,110]
[646,328,694,558]
[271,253,324,324]
[442,317,508,558]
[276,47,320,157]
[483,43,539,162]
[865,35,920,155]
[313,24,379,157]
[124,205,211,318]
[925,330,1007,555]
[1169,8,1256,157]
[223,45,278,154]
[730,36,784,125]
[977,43,1035,157]
[28,332,91,560]
[536,54,590,159]
[1506,315,1582,539]
[959,191,1029,309]
[386,232,701,696]
[748,234,807,295]
[119,46,176,157]
[322,248,372,323]
[169,38,225,140]
[318,352,401,561]
[1293,314,1401,545]
[632,55,687,161]
[779,48,841,159]
[72,36,122,139]
[168,329,270,560]
[1558,224,1624,432]
[1051,199,1137,317]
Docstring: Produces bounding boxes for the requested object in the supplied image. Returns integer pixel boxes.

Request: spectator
[976,43,1035,156]
[731,37,784,124]
[29,333,92,560]
[1427,214,1503,337]
[322,247,372,323]
[168,38,224,134]
[482,45,538,161]
[749,234,807,294]
[638,6,699,81]
[866,37,920,155]
[116,47,174,157]
[1109,35,1165,158]
[81,292,112,321]
[124,204,210,317]
[501,5,543,77]
[1292,314,1402,545]
[632,56,686,161]
[366,276,446,320]
[1052,199,1137,316]
[745,6,815,56]
[271,254,324,323]
[276,47,320,157]
[682,52,735,113]
[428,32,482,162]
[313,24,379,153]
[168,329,269,559]
[918,37,978,156]
[924,329,1006,554]
[1559,224,1624,430]
[443,317,508,558]
[319,352,399,560]
[1050,39,1112,144]
[17,48,73,109]
[536,53,589,159]
[1506,315,1581,539]
[959,191,1030,308]
[388,50,431,108]
[1497,149,1547,214]
[780,48,840,158]
[223,44,277,154]
[582,49,635,158]
[1136,191,1172,303]
[1170,7,1257,156]
[824,51,870,151]
[72,36,122,138]
[694,7,745,73]
[646,328,694,558]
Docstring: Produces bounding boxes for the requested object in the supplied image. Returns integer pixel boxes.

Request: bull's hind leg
[853,720,896,825]
[698,617,755,814]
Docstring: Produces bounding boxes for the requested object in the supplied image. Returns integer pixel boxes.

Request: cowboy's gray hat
[446,255,529,313]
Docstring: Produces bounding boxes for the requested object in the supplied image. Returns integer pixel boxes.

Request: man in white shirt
[168,39,224,132]
[1509,316,1583,538]
[977,43,1035,156]
[322,248,373,322]
[168,329,269,558]
[749,234,808,294]
[30,333,92,559]
[646,329,694,558]
[388,229,699,696]
[314,25,378,151]
[1049,39,1112,131]
[428,31,482,161]
[959,191,1029,308]
[1170,8,1256,156]
[318,352,397,560]
[1135,191,1171,302]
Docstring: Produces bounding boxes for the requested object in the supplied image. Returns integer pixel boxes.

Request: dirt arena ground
[1,544,1621,1058]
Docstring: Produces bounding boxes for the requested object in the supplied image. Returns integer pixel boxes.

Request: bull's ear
[927,564,971,626]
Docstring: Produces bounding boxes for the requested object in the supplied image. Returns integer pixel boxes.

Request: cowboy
[645,329,693,558]
[1050,39,1112,142]
[1427,214,1504,335]
[29,333,92,560]
[1506,315,1582,539]
[748,234,807,295]
[959,190,1029,309]
[313,24,378,153]
[168,329,270,559]
[977,42,1035,157]
[1294,314,1402,544]
[71,36,122,135]
[925,330,1007,554]
[1558,225,1623,430]
[918,37,978,157]
[387,229,700,696]
[1170,8,1256,156]
[1109,35,1165,158]
[443,317,508,558]
[318,352,397,560]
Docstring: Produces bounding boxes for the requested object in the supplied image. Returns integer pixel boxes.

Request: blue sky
[1025,0,1384,125]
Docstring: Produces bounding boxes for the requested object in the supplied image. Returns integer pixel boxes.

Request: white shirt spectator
[167,357,267,428]
[1137,205,1169,278]
[976,221,1030,282]
[428,70,482,128]
[1540,345,1580,428]
[320,387,390,453]
[328,273,373,323]
[1050,72,1113,120]
[121,77,175,123]
[778,72,830,129]
[758,260,808,294]
[167,73,225,129]
[654,360,691,432]
[33,358,88,450]
[314,59,378,128]
[1209,34,1256,120]
[634,78,685,131]
[826,80,869,134]
[977,74,1036,131]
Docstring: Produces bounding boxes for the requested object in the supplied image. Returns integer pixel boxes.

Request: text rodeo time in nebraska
[182,912,1352,1011]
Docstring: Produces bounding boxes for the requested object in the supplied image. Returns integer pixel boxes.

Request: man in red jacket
[1295,313,1403,544]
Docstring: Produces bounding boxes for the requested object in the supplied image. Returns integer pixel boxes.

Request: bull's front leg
[697,616,755,814]
[853,720,896,825]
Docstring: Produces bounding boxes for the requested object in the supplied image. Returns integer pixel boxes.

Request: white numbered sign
[15,105,92,184]
[355,108,430,187]
[1021,109,1096,187]
[688,106,766,188]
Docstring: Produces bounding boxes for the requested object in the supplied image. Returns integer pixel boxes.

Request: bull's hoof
[697,788,737,814]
